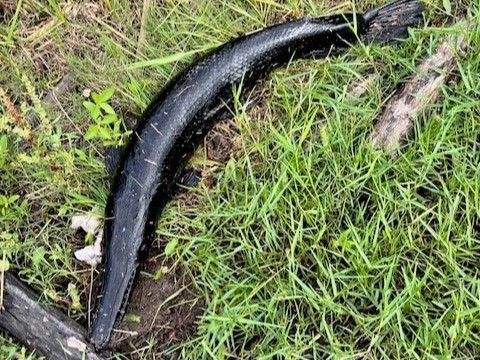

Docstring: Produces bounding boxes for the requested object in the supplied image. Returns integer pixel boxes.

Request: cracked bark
[0,272,103,360]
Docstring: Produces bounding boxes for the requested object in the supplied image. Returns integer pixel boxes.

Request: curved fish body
[91,0,424,349]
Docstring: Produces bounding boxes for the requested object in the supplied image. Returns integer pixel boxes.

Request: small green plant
[0,335,36,360]
[67,283,82,312]
[0,194,19,216]
[83,87,131,146]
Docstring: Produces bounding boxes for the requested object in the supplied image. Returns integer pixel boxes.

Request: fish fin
[173,167,202,196]
[362,0,424,43]
[104,146,123,176]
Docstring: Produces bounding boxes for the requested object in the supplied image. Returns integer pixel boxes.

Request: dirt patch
[206,118,241,163]
[195,117,240,189]
[109,258,203,356]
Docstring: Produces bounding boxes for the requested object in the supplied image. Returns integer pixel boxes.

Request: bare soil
[109,257,203,355]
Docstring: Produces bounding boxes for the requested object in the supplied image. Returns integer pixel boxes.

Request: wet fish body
[91,0,424,349]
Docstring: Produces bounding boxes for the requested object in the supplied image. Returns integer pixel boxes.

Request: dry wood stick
[370,22,468,150]
[0,272,103,360]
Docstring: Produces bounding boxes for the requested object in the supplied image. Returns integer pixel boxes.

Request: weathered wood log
[370,22,468,150]
[0,272,103,360]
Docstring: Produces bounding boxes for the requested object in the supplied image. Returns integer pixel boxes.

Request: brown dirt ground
[108,258,204,355]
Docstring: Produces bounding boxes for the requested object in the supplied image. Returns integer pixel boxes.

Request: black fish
[90,0,424,349]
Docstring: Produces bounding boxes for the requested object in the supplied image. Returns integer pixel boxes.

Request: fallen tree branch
[0,272,103,360]
[370,21,469,150]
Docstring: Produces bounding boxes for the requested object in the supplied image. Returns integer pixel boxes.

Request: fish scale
[91,0,424,349]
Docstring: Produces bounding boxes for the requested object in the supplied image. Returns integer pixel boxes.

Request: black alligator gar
[90,0,424,349]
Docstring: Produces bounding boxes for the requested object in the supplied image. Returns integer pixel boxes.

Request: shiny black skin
[91,0,424,349]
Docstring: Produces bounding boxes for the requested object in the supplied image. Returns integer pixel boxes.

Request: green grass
[1,0,479,359]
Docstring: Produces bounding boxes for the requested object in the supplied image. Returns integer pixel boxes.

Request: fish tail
[362,0,424,43]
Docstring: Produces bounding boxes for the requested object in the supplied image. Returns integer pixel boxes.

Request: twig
[370,21,469,150]
[137,0,150,56]
[42,73,76,105]
[27,73,76,124]
[88,265,94,330]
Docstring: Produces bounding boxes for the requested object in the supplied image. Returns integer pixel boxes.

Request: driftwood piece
[370,25,468,150]
[0,272,103,360]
